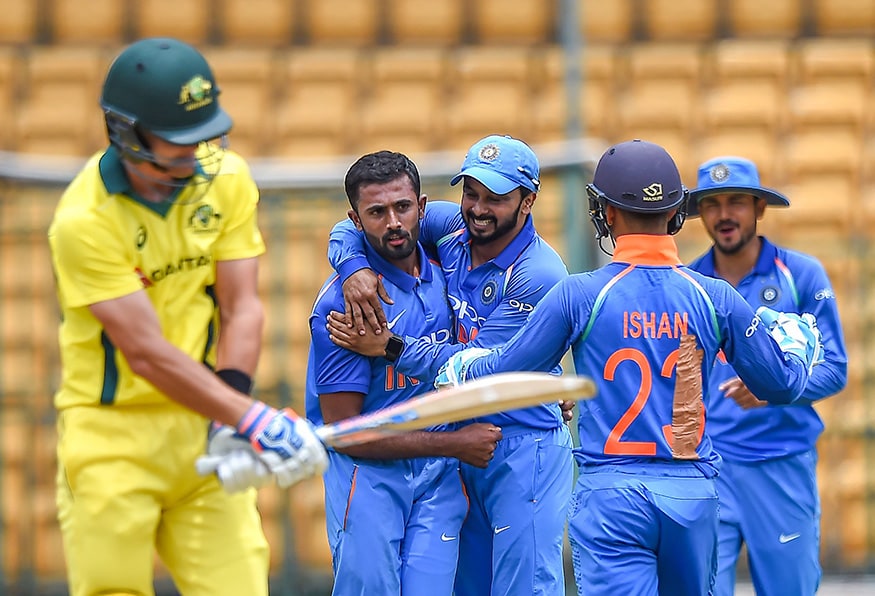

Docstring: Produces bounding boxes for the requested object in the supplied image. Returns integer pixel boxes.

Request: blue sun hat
[451,134,540,195]
[688,156,790,217]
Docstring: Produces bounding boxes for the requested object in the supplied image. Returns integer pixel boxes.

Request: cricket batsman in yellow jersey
[47,37,328,596]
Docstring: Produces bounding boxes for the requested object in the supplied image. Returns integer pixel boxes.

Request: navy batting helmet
[587,140,689,238]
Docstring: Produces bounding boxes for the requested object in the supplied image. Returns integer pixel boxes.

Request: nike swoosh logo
[386,310,406,331]
[440,533,457,542]
[494,525,511,535]
[779,533,801,544]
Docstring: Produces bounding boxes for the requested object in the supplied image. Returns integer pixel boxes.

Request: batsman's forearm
[126,339,254,425]
[216,297,264,375]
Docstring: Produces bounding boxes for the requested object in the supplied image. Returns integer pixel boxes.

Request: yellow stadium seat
[0,0,38,43]
[812,0,875,36]
[789,81,869,132]
[783,129,863,184]
[616,43,706,140]
[725,0,802,38]
[216,0,295,46]
[50,0,127,45]
[470,0,553,44]
[0,46,22,150]
[385,0,464,45]
[529,44,618,142]
[443,46,535,151]
[704,38,792,88]
[640,0,719,41]
[273,48,363,157]
[202,47,280,158]
[301,0,380,45]
[132,0,212,44]
[580,0,635,43]
[14,46,108,156]
[698,40,792,173]
[788,40,873,136]
[356,47,449,154]
[702,80,787,136]
[792,38,875,86]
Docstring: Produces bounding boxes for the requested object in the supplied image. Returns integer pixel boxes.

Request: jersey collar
[612,234,682,266]
[98,146,178,217]
[457,214,537,270]
[696,236,776,277]
[364,241,433,291]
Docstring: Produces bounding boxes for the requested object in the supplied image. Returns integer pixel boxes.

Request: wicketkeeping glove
[195,422,273,493]
[236,402,329,489]
[434,347,493,389]
[756,306,824,374]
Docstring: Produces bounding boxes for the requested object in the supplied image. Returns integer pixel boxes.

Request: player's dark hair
[344,151,422,210]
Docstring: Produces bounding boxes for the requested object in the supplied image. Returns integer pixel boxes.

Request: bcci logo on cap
[178,75,214,112]
[642,183,664,202]
[478,143,500,162]
[709,163,730,183]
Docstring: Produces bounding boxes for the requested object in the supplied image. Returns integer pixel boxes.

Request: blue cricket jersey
[306,242,453,428]
[329,200,569,431]
[688,236,847,461]
[467,235,813,471]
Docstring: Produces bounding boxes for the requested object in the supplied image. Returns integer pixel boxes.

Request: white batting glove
[756,306,824,373]
[195,422,273,492]
[434,347,493,389]
[237,402,329,489]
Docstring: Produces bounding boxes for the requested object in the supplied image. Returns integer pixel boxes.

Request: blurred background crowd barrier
[1,0,875,593]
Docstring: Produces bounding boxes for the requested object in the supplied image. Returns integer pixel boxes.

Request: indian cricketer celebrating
[306,150,501,594]
[687,156,848,596]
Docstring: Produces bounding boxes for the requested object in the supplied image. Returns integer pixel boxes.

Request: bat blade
[315,372,596,448]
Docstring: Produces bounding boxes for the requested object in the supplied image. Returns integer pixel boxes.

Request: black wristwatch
[384,333,405,362]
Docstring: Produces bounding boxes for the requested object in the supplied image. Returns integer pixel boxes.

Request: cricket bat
[316,372,596,448]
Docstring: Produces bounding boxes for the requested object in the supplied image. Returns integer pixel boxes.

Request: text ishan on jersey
[623,311,689,339]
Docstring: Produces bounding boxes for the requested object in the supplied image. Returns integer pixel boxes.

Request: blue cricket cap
[451,134,540,195]
[688,156,790,217]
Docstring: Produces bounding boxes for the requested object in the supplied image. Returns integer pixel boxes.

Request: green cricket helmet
[100,37,232,152]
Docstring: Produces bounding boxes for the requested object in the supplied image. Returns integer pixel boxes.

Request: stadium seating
[385,0,465,45]
[13,46,107,156]
[273,48,363,157]
[579,0,636,43]
[203,47,281,158]
[443,46,535,150]
[300,0,380,45]
[0,46,21,150]
[811,0,875,36]
[639,0,720,41]
[357,47,449,154]
[0,0,38,43]
[216,0,296,46]
[49,0,127,45]
[470,0,553,44]
[131,0,213,45]
[725,0,804,38]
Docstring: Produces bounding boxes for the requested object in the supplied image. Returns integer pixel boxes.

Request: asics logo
[386,310,406,331]
[440,533,457,542]
[779,532,801,544]
[494,525,511,535]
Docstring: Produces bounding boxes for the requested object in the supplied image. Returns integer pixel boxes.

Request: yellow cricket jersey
[48,146,266,409]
